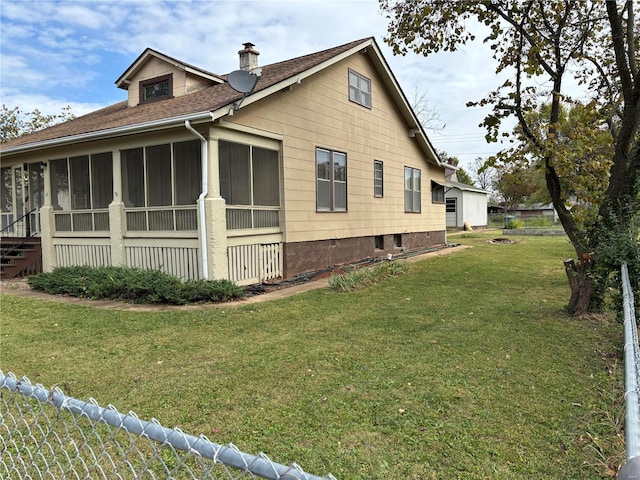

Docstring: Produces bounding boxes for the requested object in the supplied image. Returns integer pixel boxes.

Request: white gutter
[1,111,215,156]
[184,120,209,279]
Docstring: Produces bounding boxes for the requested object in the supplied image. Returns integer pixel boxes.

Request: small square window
[140,74,173,104]
[374,235,384,250]
[393,234,402,248]
[348,69,371,108]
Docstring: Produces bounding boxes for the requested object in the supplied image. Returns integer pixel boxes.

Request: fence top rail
[0,370,336,480]
[621,262,640,466]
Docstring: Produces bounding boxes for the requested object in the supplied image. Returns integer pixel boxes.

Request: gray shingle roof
[1,38,370,152]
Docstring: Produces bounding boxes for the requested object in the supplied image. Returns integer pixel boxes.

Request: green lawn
[0,233,625,479]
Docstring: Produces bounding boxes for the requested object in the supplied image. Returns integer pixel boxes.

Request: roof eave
[365,41,443,168]
[1,111,215,156]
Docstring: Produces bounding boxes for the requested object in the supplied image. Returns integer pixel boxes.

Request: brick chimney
[238,42,260,71]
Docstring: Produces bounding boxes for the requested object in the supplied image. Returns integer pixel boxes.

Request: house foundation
[282,230,446,278]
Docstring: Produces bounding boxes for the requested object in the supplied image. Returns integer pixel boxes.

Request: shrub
[328,260,410,292]
[505,218,525,229]
[27,266,243,305]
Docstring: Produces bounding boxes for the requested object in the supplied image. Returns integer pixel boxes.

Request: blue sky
[1,0,514,169]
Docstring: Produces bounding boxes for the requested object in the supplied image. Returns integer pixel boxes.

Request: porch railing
[126,206,198,232]
[226,206,280,230]
[54,209,110,232]
[1,208,37,238]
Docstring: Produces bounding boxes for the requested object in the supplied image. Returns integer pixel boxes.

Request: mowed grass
[0,233,624,479]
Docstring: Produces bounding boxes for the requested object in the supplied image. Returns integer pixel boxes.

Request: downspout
[185,120,209,279]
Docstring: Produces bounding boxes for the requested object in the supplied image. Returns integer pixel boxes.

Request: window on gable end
[348,69,371,108]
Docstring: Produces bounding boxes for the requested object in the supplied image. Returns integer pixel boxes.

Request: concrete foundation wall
[283,230,446,278]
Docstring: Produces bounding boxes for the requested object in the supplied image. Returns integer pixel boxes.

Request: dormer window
[140,74,173,104]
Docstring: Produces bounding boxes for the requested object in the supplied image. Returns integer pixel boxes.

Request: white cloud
[0,0,514,168]
[1,92,106,117]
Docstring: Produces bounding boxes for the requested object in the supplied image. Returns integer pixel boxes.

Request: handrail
[1,208,36,236]
[1,208,39,264]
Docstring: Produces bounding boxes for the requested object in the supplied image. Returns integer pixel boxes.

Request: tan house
[0,38,446,285]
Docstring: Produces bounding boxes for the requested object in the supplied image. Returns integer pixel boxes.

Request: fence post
[619,263,640,479]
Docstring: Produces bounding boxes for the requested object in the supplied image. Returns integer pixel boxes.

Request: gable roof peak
[115,48,224,90]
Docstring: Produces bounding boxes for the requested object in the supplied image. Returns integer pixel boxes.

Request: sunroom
[8,129,284,285]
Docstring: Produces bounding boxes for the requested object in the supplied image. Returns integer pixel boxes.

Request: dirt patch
[0,278,31,293]
[489,238,517,244]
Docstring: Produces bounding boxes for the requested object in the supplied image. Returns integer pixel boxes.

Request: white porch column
[109,150,126,267]
[205,136,228,280]
[39,205,55,272]
[39,161,55,272]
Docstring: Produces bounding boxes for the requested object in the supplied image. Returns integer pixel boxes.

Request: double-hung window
[316,148,347,212]
[348,69,371,108]
[404,166,421,213]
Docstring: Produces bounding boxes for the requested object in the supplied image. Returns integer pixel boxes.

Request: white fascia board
[1,111,215,156]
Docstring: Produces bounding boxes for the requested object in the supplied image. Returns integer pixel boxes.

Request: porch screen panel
[1,167,12,214]
[146,144,172,206]
[252,147,279,206]
[91,152,113,208]
[50,159,70,210]
[173,140,201,205]
[28,163,45,211]
[69,156,90,210]
[219,141,251,205]
[121,148,144,207]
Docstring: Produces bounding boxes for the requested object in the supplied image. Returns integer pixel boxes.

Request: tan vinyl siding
[224,54,445,243]
[126,57,188,107]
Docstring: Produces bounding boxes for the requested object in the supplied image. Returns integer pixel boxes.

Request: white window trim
[348,69,372,109]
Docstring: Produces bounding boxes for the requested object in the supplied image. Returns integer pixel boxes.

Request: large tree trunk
[564,258,596,316]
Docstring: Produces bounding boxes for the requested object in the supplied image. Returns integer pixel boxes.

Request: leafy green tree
[494,161,540,211]
[1,104,74,143]
[455,167,474,186]
[438,150,475,185]
[381,0,639,315]
[495,102,613,226]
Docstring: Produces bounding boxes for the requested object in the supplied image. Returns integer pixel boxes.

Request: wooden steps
[0,237,42,280]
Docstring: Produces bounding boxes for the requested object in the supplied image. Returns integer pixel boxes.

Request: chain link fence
[619,263,640,478]
[0,371,336,480]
